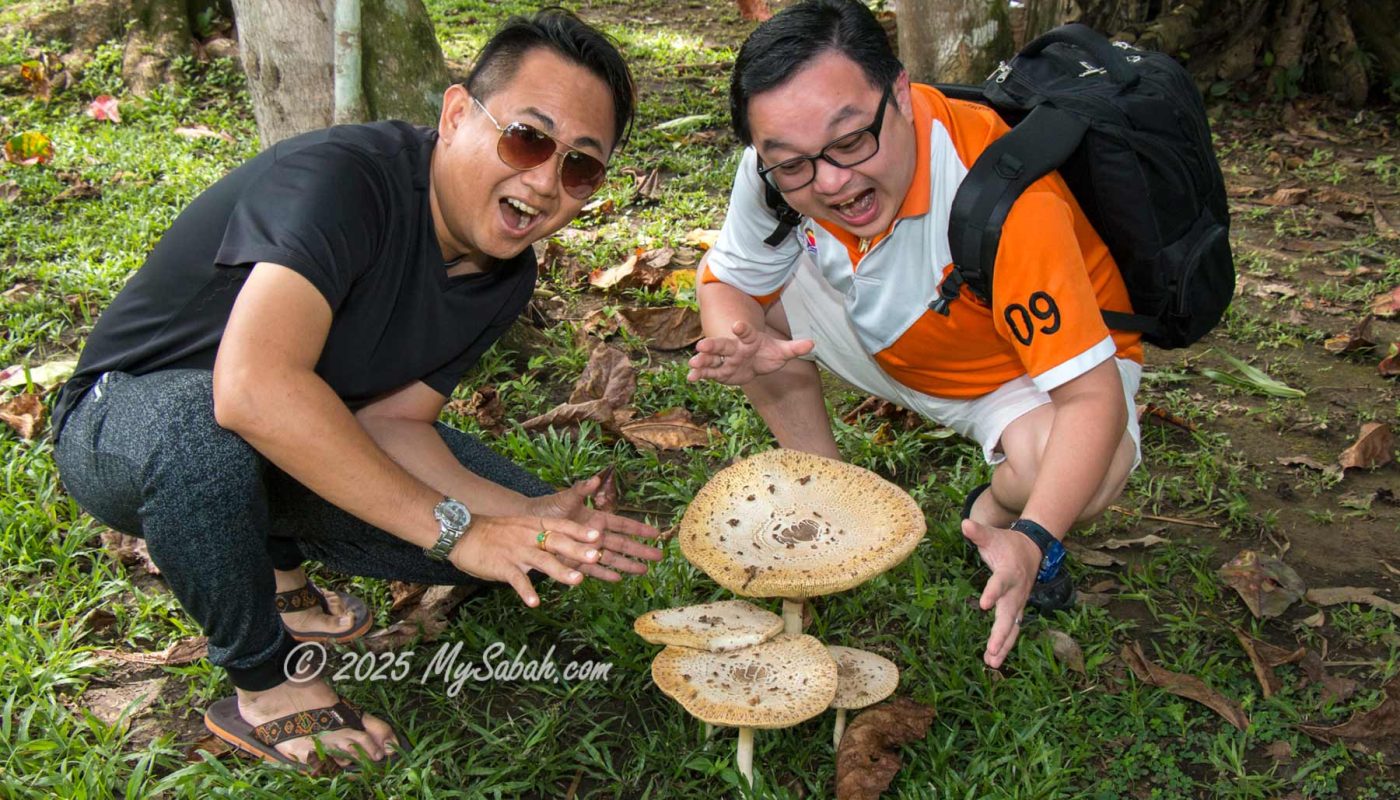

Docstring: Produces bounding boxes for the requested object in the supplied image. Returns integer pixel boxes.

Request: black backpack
[763,23,1235,349]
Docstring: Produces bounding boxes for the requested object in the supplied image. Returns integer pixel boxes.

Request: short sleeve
[991,190,1116,392]
[703,148,803,297]
[215,143,387,310]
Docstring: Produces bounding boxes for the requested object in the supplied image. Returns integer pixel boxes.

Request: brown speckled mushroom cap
[651,633,838,728]
[827,646,899,709]
[634,600,784,652]
[679,449,925,598]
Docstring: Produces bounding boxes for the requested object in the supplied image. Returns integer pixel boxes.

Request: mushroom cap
[651,633,838,728]
[634,600,784,652]
[827,646,899,709]
[679,449,925,598]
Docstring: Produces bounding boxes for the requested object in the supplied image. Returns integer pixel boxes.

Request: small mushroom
[634,600,784,652]
[827,646,899,749]
[651,633,837,786]
[679,449,926,633]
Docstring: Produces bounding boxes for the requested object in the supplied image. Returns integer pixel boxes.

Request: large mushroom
[651,633,838,786]
[634,599,784,652]
[827,646,899,749]
[679,449,926,633]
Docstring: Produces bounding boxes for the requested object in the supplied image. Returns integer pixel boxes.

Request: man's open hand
[522,473,664,581]
[963,518,1044,668]
[686,320,813,385]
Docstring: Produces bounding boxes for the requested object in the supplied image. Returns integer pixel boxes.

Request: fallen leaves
[1217,550,1306,619]
[1337,422,1393,471]
[1232,629,1305,698]
[101,530,161,575]
[614,306,703,351]
[1299,676,1400,764]
[4,131,54,166]
[618,408,715,451]
[80,677,166,726]
[1043,629,1085,674]
[173,125,235,144]
[95,636,208,666]
[834,697,937,800]
[0,393,45,439]
[1373,287,1400,319]
[1121,641,1249,731]
[568,344,636,408]
[1305,586,1400,618]
[87,95,121,123]
[362,584,477,653]
[1322,316,1375,354]
[1260,187,1309,206]
[0,358,77,390]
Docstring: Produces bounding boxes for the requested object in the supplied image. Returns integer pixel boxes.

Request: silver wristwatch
[425,497,472,562]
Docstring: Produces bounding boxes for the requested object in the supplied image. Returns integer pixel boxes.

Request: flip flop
[203,696,406,772]
[276,581,373,644]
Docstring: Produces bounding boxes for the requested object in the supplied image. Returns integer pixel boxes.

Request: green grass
[2,2,1399,798]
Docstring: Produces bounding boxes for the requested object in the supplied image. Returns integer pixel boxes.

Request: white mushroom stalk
[782,598,804,635]
[827,645,899,750]
[650,633,837,789]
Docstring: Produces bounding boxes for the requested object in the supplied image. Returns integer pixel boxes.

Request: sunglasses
[472,97,608,200]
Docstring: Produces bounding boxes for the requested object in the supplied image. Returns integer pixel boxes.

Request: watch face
[436,499,471,530]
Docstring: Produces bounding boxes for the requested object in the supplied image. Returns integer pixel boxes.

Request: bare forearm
[356,415,535,516]
[214,370,441,549]
[1020,385,1126,538]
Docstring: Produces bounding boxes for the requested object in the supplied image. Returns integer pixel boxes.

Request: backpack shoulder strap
[933,104,1089,314]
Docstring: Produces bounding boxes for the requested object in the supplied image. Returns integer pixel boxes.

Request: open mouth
[830,188,878,228]
[500,197,543,234]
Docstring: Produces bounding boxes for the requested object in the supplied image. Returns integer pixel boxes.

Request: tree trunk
[230,0,447,147]
[1348,0,1400,92]
[896,0,1015,84]
[122,0,193,95]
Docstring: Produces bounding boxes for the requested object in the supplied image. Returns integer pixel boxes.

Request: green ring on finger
[536,530,552,550]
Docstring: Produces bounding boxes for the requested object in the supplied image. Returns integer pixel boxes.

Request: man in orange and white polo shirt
[688,0,1143,669]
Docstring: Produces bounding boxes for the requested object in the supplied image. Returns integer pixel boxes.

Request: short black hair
[730,0,902,146]
[466,8,635,151]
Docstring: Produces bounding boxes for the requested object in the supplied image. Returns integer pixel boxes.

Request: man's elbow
[211,361,262,433]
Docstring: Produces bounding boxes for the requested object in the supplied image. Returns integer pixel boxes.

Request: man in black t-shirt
[52,11,660,770]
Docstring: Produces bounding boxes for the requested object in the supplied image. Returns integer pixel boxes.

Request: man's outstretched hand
[963,518,1045,669]
[686,320,813,385]
[523,472,664,581]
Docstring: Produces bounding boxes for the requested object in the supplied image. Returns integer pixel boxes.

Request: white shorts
[780,255,1143,466]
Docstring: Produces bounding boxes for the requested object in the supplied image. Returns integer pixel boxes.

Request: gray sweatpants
[53,369,552,690]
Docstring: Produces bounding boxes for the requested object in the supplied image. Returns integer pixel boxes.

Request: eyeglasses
[472,97,608,200]
[757,83,893,193]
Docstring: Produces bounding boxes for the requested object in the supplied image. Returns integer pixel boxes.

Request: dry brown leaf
[1217,550,1306,619]
[1232,629,1306,698]
[183,733,233,762]
[1323,316,1376,354]
[619,408,715,451]
[80,677,166,726]
[1101,534,1168,550]
[100,530,161,575]
[630,166,664,202]
[1338,423,1393,470]
[1265,740,1294,763]
[521,399,627,435]
[466,386,505,434]
[834,697,937,800]
[1374,202,1399,240]
[2,282,34,302]
[1300,610,1326,628]
[1076,592,1113,608]
[1120,641,1249,730]
[1279,454,1330,471]
[1246,281,1299,299]
[1260,187,1309,206]
[1306,586,1400,618]
[1065,542,1124,568]
[1139,403,1197,431]
[1044,629,1085,674]
[1299,676,1400,763]
[1372,287,1400,319]
[0,358,77,390]
[1299,650,1360,705]
[387,581,427,613]
[361,616,448,652]
[589,251,640,291]
[841,396,925,430]
[591,466,619,512]
[0,181,18,203]
[682,229,719,250]
[0,393,45,439]
[79,607,118,638]
[615,306,702,350]
[96,636,207,666]
[1380,343,1399,378]
[568,345,635,408]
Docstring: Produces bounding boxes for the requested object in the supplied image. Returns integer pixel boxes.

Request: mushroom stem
[737,726,754,785]
[782,599,804,634]
[704,722,714,740]
[833,708,847,750]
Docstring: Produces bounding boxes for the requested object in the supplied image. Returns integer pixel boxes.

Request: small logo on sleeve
[803,225,818,255]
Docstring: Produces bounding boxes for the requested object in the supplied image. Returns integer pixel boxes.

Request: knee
[1076,432,1136,521]
[145,386,264,495]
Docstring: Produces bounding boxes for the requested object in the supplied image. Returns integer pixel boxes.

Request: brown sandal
[275,582,373,644]
[203,696,404,771]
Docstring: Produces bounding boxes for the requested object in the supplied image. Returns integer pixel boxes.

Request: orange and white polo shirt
[703,83,1143,400]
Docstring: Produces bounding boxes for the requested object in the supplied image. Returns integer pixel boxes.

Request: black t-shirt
[53,121,535,436]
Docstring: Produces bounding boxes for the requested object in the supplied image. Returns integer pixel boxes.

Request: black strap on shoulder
[763,180,804,247]
[1101,309,1161,336]
[933,104,1089,315]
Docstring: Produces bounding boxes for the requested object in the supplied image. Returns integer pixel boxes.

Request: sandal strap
[274,583,329,614]
[252,700,364,747]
